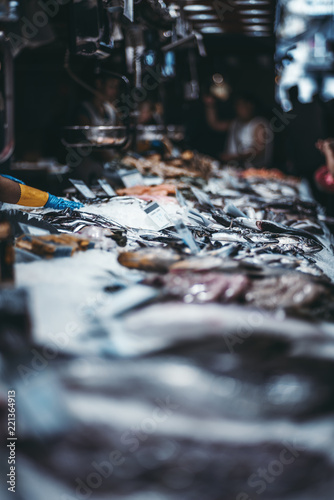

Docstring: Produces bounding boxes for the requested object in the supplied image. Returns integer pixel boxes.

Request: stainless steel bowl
[136,125,166,142]
[136,125,185,143]
[166,125,185,142]
[62,126,128,148]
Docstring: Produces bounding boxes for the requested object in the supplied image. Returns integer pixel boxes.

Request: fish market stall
[2,0,334,499]
[2,156,334,500]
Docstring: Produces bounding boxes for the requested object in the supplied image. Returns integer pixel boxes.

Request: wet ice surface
[4,174,334,500]
[80,197,183,231]
[15,249,145,353]
[10,268,334,500]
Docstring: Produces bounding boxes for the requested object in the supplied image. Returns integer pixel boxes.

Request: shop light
[200,26,225,33]
[235,1,270,4]
[322,77,334,101]
[245,32,272,36]
[168,3,180,18]
[239,10,271,15]
[244,25,271,31]
[188,14,218,21]
[298,77,318,103]
[241,18,271,23]
[235,0,270,2]
[183,4,213,12]
[280,16,306,37]
[288,0,334,16]
[213,73,224,84]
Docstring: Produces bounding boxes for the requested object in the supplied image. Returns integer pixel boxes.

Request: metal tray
[62,126,128,149]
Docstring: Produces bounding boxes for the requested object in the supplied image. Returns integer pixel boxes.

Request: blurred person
[137,101,159,126]
[203,94,231,134]
[314,138,334,216]
[136,102,171,156]
[315,138,334,193]
[77,74,120,127]
[212,93,272,168]
[154,102,164,125]
[285,86,325,181]
[0,174,82,209]
[74,73,121,182]
[187,91,234,158]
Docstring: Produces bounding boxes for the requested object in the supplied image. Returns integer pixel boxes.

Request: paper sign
[120,169,143,188]
[69,179,96,199]
[19,223,51,236]
[98,179,116,197]
[144,202,171,229]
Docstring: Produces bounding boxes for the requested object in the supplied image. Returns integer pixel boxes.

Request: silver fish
[211,232,248,243]
[234,218,260,231]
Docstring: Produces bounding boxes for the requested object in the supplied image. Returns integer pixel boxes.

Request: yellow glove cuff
[17,184,49,207]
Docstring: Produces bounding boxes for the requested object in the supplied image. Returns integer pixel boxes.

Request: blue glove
[1,174,26,185]
[45,194,84,210]
[151,140,164,149]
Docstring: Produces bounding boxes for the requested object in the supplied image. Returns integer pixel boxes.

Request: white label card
[144,202,171,229]
[69,179,96,199]
[120,169,143,188]
[98,179,116,197]
[19,223,51,236]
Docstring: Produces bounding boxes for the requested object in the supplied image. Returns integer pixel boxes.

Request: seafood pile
[123,150,216,180]
[2,162,334,500]
[15,233,95,258]
[54,165,334,319]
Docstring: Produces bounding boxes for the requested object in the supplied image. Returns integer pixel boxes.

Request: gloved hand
[1,174,26,184]
[45,194,84,210]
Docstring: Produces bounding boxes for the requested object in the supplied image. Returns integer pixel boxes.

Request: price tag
[120,169,143,188]
[19,223,51,236]
[175,188,188,207]
[191,186,214,208]
[69,179,96,199]
[143,176,163,186]
[144,202,171,229]
[98,179,116,197]
[174,219,199,254]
